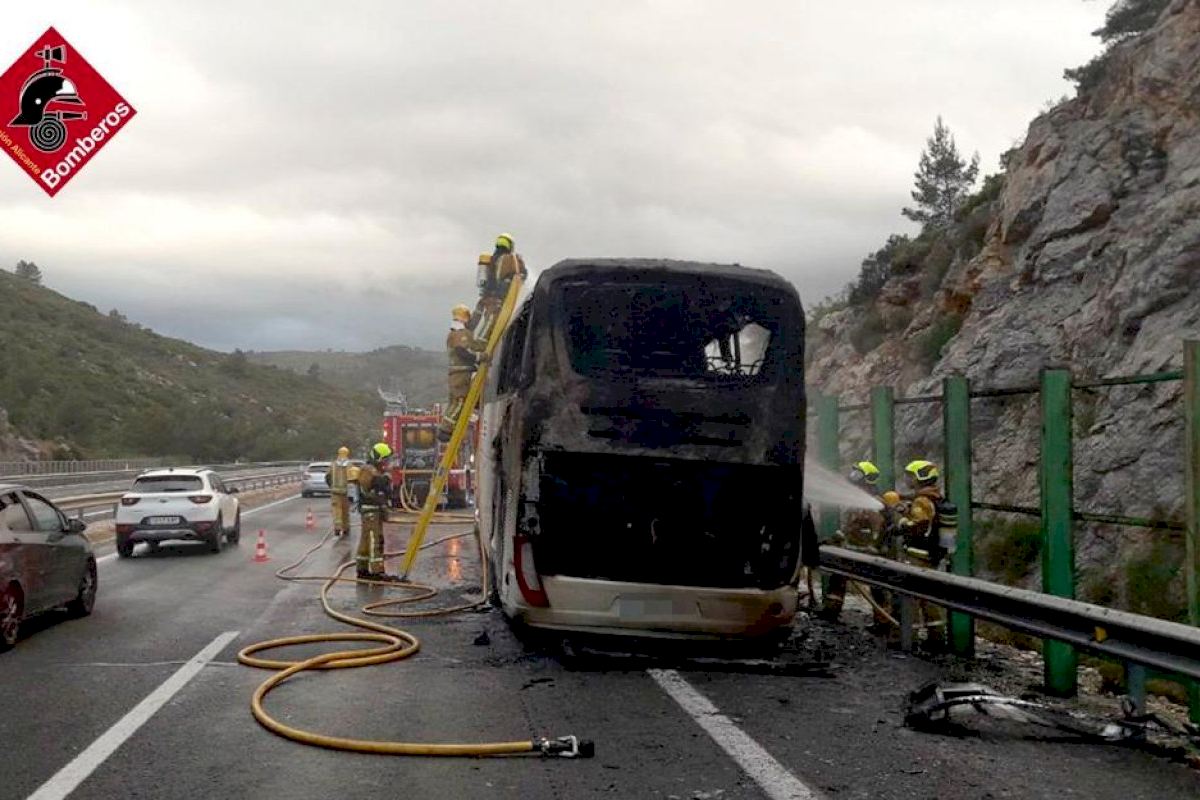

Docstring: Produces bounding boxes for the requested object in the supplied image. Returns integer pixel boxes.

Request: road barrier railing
[810,338,1200,720]
[820,545,1200,688]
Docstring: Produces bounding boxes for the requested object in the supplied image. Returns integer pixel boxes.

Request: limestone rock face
[806,0,1200,602]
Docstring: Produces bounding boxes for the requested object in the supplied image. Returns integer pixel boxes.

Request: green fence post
[1041,368,1077,696]
[871,386,895,491]
[817,393,840,541]
[943,375,975,657]
[1185,340,1200,722]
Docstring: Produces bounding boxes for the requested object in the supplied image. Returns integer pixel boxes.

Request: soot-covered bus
[478,258,806,639]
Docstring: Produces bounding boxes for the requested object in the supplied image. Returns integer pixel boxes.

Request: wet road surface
[2,496,1197,800]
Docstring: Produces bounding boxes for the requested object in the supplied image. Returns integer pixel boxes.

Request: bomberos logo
[0,27,136,197]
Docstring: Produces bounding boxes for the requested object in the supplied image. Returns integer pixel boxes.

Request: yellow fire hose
[237,522,592,758]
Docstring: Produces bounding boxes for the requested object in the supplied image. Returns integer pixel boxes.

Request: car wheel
[208,516,224,553]
[146,540,160,554]
[116,536,135,558]
[301,491,310,498]
[0,584,22,651]
[66,559,98,618]
[227,511,241,545]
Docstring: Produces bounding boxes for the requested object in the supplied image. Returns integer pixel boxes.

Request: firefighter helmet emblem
[9,45,86,153]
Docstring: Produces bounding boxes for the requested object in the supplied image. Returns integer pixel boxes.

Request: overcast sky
[0,1,1107,353]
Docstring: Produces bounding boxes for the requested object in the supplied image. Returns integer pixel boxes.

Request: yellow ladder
[399,273,525,578]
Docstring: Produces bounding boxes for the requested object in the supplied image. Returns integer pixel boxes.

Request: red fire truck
[380,404,476,509]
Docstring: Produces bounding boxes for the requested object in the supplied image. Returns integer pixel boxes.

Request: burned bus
[478,259,806,639]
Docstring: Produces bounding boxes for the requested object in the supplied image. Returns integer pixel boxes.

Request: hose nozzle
[536,735,594,758]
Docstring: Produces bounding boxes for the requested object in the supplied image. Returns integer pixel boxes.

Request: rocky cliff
[806,0,1200,616]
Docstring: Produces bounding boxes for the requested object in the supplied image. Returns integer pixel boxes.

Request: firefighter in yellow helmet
[820,461,888,621]
[895,459,958,649]
[438,304,486,442]
[355,442,398,581]
[471,233,527,342]
[326,445,353,538]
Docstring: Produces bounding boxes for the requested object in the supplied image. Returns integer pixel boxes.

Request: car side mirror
[67,518,87,534]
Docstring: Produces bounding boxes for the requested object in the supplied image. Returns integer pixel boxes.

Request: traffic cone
[305,507,315,530]
[253,529,269,563]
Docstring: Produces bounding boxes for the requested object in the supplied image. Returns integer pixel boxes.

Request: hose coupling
[536,735,595,758]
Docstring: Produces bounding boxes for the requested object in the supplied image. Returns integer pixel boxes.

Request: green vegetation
[15,259,42,285]
[976,515,1042,585]
[914,313,964,367]
[248,346,444,411]
[902,116,980,230]
[0,268,382,461]
[1124,538,1187,622]
[1065,0,1170,92]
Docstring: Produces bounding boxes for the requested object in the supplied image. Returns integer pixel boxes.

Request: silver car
[300,462,331,497]
[0,484,97,650]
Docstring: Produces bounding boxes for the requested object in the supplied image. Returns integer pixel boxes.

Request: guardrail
[0,458,180,476]
[52,470,303,520]
[5,461,306,491]
[820,545,1200,708]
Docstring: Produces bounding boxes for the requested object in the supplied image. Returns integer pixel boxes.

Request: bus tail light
[513,534,549,607]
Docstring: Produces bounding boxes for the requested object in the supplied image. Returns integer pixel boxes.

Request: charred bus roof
[506,258,806,466]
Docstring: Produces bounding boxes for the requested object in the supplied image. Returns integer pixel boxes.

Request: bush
[914,313,963,367]
[977,516,1042,585]
[849,307,886,355]
[1125,539,1186,622]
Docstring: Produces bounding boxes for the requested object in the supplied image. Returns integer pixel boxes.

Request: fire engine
[379,390,475,509]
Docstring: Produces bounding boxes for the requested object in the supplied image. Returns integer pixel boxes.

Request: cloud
[0,1,1107,351]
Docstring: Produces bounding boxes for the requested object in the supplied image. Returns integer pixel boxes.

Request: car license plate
[148,516,181,525]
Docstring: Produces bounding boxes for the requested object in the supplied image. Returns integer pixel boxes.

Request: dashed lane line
[648,668,825,800]
[25,630,240,800]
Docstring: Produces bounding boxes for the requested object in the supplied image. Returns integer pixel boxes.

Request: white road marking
[96,494,302,565]
[648,668,824,800]
[25,630,240,800]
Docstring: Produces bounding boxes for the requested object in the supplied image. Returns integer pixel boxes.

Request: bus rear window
[562,282,777,380]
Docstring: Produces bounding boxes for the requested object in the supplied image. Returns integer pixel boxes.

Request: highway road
[2,496,1198,800]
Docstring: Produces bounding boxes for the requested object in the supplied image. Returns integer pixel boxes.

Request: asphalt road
[2,496,1198,800]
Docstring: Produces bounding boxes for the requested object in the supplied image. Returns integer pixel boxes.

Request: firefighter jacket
[898,487,958,566]
[482,250,527,299]
[840,507,884,550]
[355,463,390,510]
[327,457,350,495]
[447,325,484,369]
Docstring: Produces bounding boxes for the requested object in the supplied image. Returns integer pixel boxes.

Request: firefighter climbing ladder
[398,272,525,579]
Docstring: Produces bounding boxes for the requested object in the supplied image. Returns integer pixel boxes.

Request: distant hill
[0,269,382,461]
[248,346,446,411]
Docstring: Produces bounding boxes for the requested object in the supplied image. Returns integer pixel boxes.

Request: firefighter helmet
[370,442,393,462]
[849,460,880,486]
[495,233,514,251]
[337,445,350,458]
[451,304,471,323]
[905,460,939,484]
[478,253,492,266]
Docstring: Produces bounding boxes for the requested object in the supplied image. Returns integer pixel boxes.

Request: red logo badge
[0,27,135,197]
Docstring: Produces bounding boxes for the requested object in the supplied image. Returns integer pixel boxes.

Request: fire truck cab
[381,408,476,509]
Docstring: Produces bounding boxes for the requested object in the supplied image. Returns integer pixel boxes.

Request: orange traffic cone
[253,529,269,562]
[305,507,315,530]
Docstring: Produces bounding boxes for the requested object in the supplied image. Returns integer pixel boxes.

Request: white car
[113,469,241,558]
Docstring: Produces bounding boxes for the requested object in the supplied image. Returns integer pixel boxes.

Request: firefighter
[895,459,958,649]
[471,233,527,342]
[438,304,486,442]
[355,442,399,581]
[819,461,886,621]
[326,445,352,537]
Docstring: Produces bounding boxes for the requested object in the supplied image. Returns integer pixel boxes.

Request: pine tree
[14,260,42,284]
[901,117,979,230]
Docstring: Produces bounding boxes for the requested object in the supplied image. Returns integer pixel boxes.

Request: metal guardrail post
[1185,339,1200,722]
[817,393,841,541]
[870,386,895,491]
[944,375,975,657]
[1041,368,1078,696]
